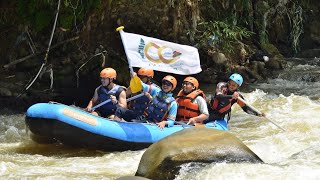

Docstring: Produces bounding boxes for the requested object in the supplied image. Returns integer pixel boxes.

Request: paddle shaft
[237,97,286,131]
[174,121,192,127]
[91,93,144,111]
[174,121,207,128]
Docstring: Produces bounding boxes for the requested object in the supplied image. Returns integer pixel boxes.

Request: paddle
[91,92,145,111]
[129,75,142,93]
[175,121,192,127]
[237,97,286,131]
[116,26,142,94]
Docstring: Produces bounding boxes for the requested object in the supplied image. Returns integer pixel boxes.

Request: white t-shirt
[192,96,209,115]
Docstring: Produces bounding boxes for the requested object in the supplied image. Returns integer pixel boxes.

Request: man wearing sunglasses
[175,77,209,125]
[114,72,178,129]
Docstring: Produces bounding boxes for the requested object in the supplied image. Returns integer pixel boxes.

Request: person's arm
[157,101,177,129]
[237,95,265,117]
[141,82,150,93]
[125,87,132,97]
[142,82,160,98]
[117,90,127,108]
[86,88,99,111]
[216,82,228,95]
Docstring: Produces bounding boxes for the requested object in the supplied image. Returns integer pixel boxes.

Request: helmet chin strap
[169,88,175,93]
[183,87,194,94]
[104,78,113,89]
[163,88,172,94]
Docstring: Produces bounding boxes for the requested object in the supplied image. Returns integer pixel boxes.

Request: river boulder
[116,176,151,180]
[135,128,263,179]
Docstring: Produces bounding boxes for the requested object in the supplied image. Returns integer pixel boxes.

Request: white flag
[119,30,202,75]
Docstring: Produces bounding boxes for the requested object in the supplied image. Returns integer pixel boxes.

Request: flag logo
[138,39,182,64]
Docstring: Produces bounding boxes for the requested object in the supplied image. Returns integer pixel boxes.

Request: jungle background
[0,0,319,111]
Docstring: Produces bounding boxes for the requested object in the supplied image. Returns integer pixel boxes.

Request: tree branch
[3,36,80,68]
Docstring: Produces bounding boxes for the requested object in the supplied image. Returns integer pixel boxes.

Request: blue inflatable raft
[25,102,228,151]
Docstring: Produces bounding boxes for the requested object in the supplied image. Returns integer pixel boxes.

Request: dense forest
[0,0,319,110]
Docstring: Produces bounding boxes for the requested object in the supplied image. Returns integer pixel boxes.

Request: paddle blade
[130,75,142,93]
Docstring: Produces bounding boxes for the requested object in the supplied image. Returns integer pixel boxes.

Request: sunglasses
[162,80,173,86]
[101,77,109,81]
[138,75,147,79]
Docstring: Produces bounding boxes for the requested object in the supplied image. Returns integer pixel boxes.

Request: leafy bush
[16,0,102,32]
[196,21,254,53]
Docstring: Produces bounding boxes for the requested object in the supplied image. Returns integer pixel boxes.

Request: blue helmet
[229,73,243,86]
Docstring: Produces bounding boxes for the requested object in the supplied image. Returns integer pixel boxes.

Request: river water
[1,58,320,179]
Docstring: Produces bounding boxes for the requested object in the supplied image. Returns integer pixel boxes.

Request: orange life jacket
[209,92,245,115]
[210,97,231,114]
[176,89,206,121]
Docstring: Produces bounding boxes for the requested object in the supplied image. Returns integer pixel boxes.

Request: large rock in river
[136,128,263,179]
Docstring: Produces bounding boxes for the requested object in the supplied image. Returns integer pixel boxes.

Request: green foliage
[16,0,102,32]
[17,0,54,28]
[200,0,253,28]
[34,11,52,31]
[59,15,74,30]
[196,21,254,53]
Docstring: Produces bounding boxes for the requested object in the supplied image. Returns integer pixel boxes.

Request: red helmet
[100,68,117,79]
[138,68,154,78]
[183,77,199,89]
[162,75,177,90]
